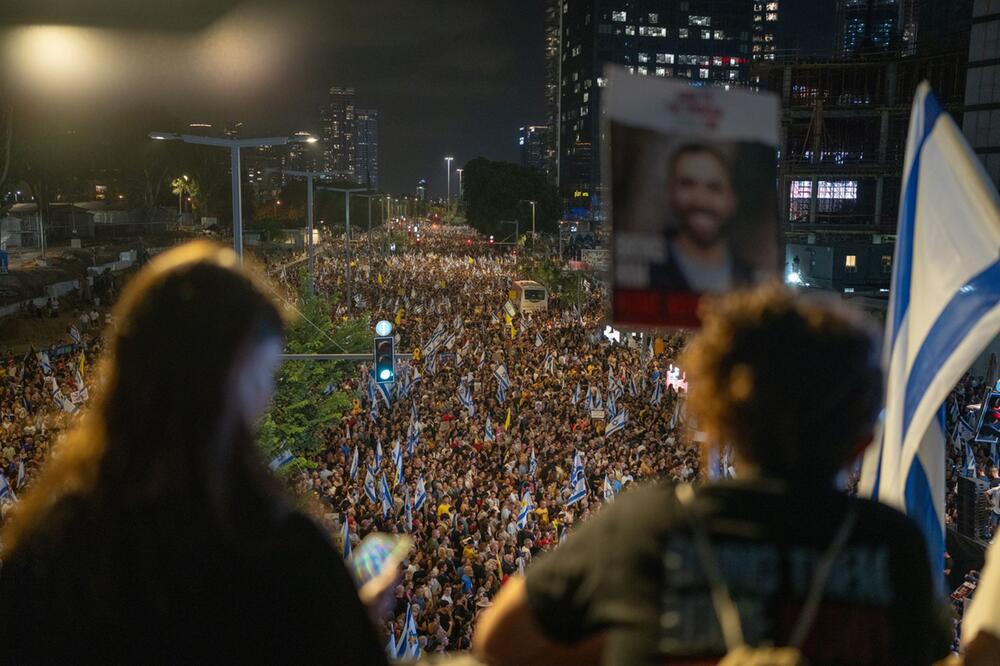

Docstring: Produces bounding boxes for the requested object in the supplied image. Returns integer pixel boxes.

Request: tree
[257,272,370,462]
[461,158,561,239]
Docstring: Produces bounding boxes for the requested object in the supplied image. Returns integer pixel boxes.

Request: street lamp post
[149,131,317,261]
[456,168,463,201]
[445,156,454,206]
[519,199,537,246]
[319,186,367,311]
[266,168,342,292]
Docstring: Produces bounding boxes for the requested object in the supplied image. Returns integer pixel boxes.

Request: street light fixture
[519,199,537,244]
[148,130,317,260]
[445,156,454,206]
[318,185,368,311]
[456,168,463,201]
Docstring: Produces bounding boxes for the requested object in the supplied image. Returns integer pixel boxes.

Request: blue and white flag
[405,490,413,533]
[0,473,15,504]
[406,421,419,456]
[603,474,615,503]
[605,410,627,436]
[529,448,537,477]
[349,446,359,481]
[411,399,420,424]
[375,440,384,470]
[364,468,378,503]
[566,457,587,506]
[535,332,543,347]
[497,382,507,405]
[494,363,510,390]
[269,449,293,471]
[572,382,581,406]
[650,371,663,406]
[965,438,978,478]
[38,351,52,375]
[376,380,393,409]
[414,476,427,511]
[628,375,638,397]
[458,381,475,416]
[410,366,423,389]
[386,630,397,661]
[396,605,412,660]
[424,352,438,376]
[585,385,593,411]
[517,492,532,529]
[606,392,617,420]
[860,83,1000,583]
[394,443,405,488]
[69,325,81,344]
[406,603,421,659]
[342,520,352,559]
[485,416,495,443]
[380,474,393,519]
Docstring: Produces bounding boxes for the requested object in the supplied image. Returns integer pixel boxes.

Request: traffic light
[374,336,395,384]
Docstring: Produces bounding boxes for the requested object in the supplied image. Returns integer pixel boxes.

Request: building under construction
[754,49,966,295]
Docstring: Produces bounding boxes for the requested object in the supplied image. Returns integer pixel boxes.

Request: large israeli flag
[859,83,1000,581]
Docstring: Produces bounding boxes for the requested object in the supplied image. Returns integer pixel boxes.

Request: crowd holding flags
[860,82,1000,581]
[572,382,581,406]
[394,440,405,488]
[406,421,419,456]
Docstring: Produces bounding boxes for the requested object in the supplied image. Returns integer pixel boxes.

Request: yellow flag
[504,313,512,326]
[510,326,516,339]
[467,256,474,265]
[395,309,404,325]
[504,406,512,431]
[377,273,383,285]
[78,350,86,376]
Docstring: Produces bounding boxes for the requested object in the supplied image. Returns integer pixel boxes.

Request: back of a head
[3,241,285,551]
[683,285,881,482]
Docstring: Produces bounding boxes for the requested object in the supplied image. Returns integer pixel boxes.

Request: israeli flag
[386,630,397,661]
[965,438,978,478]
[424,352,438,376]
[364,468,378,503]
[394,444,405,488]
[650,371,663,406]
[380,475,393,519]
[349,446,359,481]
[605,410,627,436]
[458,381,475,415]
[494,363,510,390]
[0,473,15,504]
[69,325,81,344]
[406,604,421,659]
[566,469,587,506]
[410,366,423,389]
[628,375,638,397]
[38,351,52,375]
[375,440,384,470]
[603,474,615,503]
[376,380,393,409]
[405,490,413,533]
[517,494,532,529]
[585,385,593,411]
[535,332,543,348]
[571,451,585,486]
[572,382,580,406]
[529,449,537,477]
[269,449,294,471]
[860,83,1000,583]
[414,476,427,511]
[497,382,507,405]
[485,416,495,443]
[342,520,352,559]
[411,399,419,424]
[606,392,617,420]
[406,422,419,457]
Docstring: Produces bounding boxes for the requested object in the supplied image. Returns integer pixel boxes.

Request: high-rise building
[520,125,552,175]
[545,0,562,183]
[835,0,917,58]
[354,108,379,189]
[416,179,428,201]
[558,0,755,218]
[963,0,1000,187]
[752,0,838,60]
[320,86,356,181]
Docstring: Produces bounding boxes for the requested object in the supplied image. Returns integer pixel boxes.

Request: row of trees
[460,158,561,241]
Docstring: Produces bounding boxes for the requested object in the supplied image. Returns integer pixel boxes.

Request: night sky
[0,1,548,197]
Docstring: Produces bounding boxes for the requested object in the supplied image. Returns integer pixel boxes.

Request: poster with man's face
[605,67,781,329]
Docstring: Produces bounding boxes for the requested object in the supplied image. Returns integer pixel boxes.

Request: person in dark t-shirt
[474,286,952,666]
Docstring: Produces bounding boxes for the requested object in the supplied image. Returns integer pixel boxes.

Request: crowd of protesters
[269,226,697,655]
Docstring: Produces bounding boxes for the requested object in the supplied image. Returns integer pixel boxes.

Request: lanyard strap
[673,484,858,652]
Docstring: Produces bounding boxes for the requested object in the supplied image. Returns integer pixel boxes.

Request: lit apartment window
[656,53,675,64]
[638,66,648,75]
[655,67,668,76]
[690,15,711,26]
[583,92,589,102]
[638,53,650,63]
[612,10,627,21]
[639,26,668,36]
[679,28,689,38]
[597,77,608,87]
[699,68,709,79]
[845,255,857,272]
[702,30,711,39]
[625,25,635,35]
[649,13,659,23]
[766,12,778,20]
[714,30,725,39]
[766,2,779,9]
[713,56,723,66]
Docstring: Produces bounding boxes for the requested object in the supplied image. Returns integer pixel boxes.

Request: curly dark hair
[682,285,882,481]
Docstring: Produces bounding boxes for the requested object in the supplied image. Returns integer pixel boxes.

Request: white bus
[512,280,548,314]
